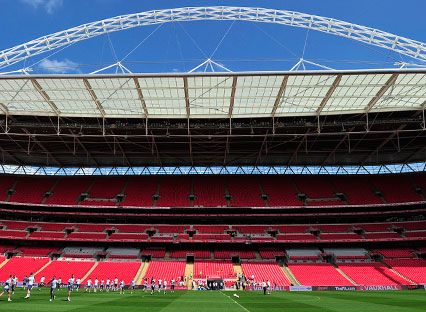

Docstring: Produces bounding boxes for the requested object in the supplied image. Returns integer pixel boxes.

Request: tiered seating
[276,233,317,241]
[193,176,226,207]
[371,175,420,203]
[156,177,191,207]
[9,177,56,204]
[45,177,94,205]
[214,250,256,259]
[194,225,228,234]
[260,176,301,206]
[0,175,15,201]
[108,233,149,242]
[0,229,27,239]
[294,176,336,199]
[2,220,31,230]
[289,263,352,286]
[67,232,107,240]
[338,263,408,285]
[364,233,401,239]
[242,262,290,286]
[29,231,65,239]
[106,248,140,259]
[37,259,95,281]
[120,177,157,207]
[404,231,426,238]
[144,261,186,281]
[227,176,264,207]
[194,261,235,278]
[333,176,382,205]
[259,248,285,259]
[82,261,141,283]
[374,248,415,258]
[85,177,126,204]
[170,249,210,259]
[320,233,361,240]
[17,246,58,256]
[192,234,231,242]
[141,248,166,258]
[385,259,426,284]
[0,257,50,280]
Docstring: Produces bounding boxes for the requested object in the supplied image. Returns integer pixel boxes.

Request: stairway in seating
[233,263,243,277]
[333,264,358,286]
[0,258,10,269]
[34,260,52,277]
[184,262,194,289]
[381,261,416,285]
[135,261,150,285]
[81,262,99,281]
[281,264,300,286]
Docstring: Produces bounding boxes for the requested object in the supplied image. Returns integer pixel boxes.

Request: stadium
[0,2,425,311]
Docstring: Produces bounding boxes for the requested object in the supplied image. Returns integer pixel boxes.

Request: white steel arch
[1,6,426,70]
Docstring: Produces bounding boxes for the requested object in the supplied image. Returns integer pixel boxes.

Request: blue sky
[1,0,425,73]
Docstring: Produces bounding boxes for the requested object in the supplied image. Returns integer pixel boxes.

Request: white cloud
[39,58,79,73]
[21,0,63,14]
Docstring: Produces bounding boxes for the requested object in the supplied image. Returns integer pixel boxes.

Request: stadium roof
[0,69,425,119]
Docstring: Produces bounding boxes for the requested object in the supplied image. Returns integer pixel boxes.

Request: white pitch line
[220,291,251,312]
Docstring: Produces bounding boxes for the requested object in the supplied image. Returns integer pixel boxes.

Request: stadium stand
[194,261,235,279]
[384,259,426,284]
[338,263,409,285]
[242,262,291,286]
[288,263,353,286]
[82,261,141,283]
[36,259,95,281]
[144,261,186,281]
[0,257,50,280]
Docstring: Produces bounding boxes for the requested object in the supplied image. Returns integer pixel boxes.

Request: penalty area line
[220,291,250,312]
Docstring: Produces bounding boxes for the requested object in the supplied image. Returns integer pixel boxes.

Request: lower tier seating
[37,259,95,282]
[82,261,141,284]
[194,261,235,279]
[0,257,50,280]
[383,259,426,284]
[144,261,186,282]
[338,263,408,285]
[288,263,352,286]
[242,262,291,286]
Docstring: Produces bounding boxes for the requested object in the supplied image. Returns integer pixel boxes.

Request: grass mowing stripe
[220,291,251,312]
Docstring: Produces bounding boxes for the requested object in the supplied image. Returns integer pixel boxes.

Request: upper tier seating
[288,263,353,286]
[9,177,56,204]
[0,176,15,201]
[82,261,141,283]
[259,248,285,259]
[141,248,166,258]
[45,177,94,205]
[260,176,301,206]
[338,263,408,285]
[193,177,226,207]
[120,177,157,207]
[242,262,291,286]
[214,250,256,259]
[0,257,50,280]
[384,259,426,284]
[1,174,424,207]
[194,261,235,279]
[170,249,211,259]
[17,246,58,256]
[156,177,192,207]
[227,176,264,207]
[37,259,95,281]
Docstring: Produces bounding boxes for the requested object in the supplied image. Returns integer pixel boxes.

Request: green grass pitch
[1,288,425,312]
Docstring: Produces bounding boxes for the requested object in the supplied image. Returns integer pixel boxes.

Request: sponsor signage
[358,285,401,291]
[334,286,357,291]
[289,286,313,292]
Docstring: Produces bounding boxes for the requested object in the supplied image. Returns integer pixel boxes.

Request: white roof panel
[0,70,424,118]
